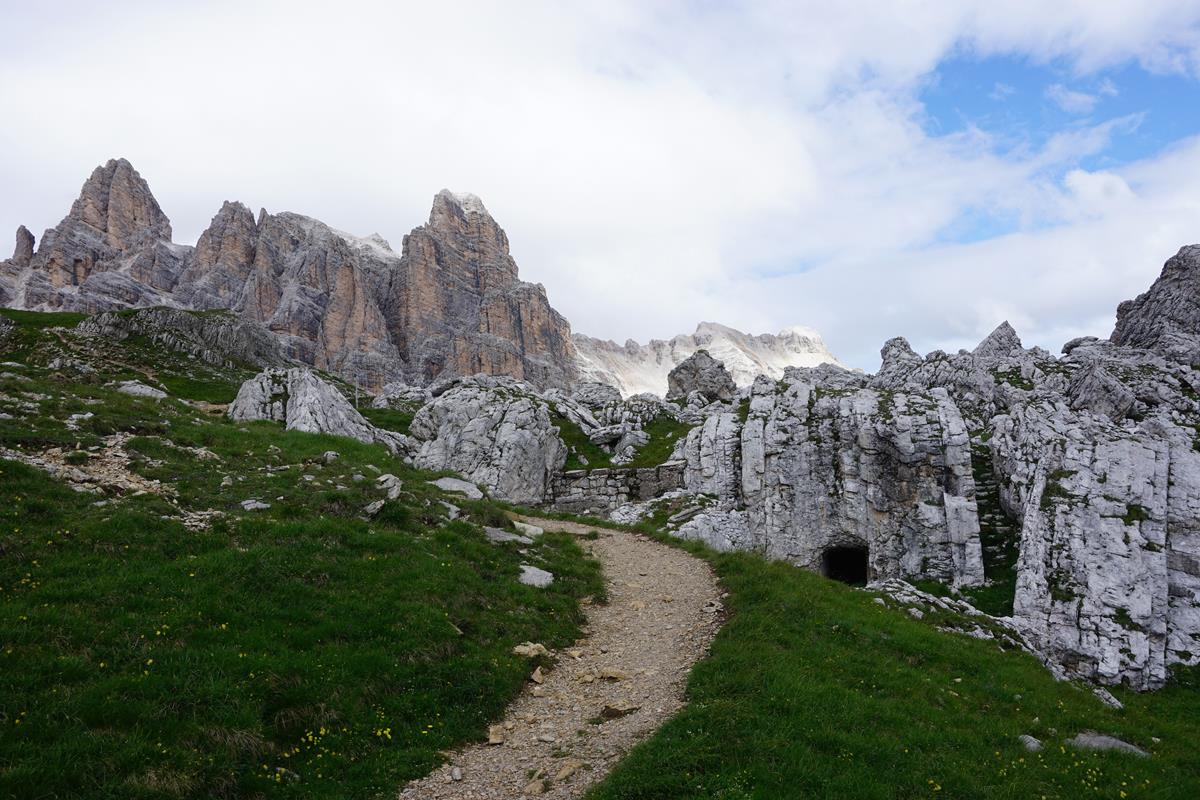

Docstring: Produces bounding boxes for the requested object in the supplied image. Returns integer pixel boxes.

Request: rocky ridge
[1,160,577,391]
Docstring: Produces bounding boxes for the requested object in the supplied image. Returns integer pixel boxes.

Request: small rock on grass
[512,520,544,537]
[1066,731,1149,757]
[428,476,483,499]
[240,499,270,511]
[519,564,554,588]
[1019,734,1043,752]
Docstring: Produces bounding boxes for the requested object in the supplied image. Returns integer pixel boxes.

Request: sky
[2,1,1200,370]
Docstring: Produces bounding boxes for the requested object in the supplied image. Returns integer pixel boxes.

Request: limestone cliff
[1,161,577,390]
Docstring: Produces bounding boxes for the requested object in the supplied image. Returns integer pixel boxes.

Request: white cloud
[1046,83,1100,113]
[1,0,1199,371]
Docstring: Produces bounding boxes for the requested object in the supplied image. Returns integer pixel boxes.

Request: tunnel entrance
[821,546,869,586]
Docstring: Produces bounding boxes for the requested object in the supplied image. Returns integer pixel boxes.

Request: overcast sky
[3,1,1200,369]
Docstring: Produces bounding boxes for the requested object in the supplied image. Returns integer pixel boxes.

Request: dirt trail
[400,515,722,799]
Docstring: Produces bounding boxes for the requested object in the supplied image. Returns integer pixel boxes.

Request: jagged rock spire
[11,225,33,267]
[67,157,172,248]
[973,320,1022,358]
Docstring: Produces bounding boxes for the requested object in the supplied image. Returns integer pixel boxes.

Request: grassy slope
[585,523,1200,799]
[0,310,602,799]
[554,412,693,471]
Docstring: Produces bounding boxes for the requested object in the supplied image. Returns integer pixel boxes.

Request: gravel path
[400,515,722,798]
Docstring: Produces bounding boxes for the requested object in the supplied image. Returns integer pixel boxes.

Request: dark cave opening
[821,546,870,586]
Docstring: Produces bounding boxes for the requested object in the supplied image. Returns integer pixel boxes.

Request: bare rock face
[173,201,259,310]
[989,400,1184,690]
[408,375,567,505]
[11,226,33,267]
[386,190,577,388]
[973,320,1023,359]
[667,350,737,403]
[76,308,289,369]
[228,368,411,454]
[1,158,185,311]
[872,323,1068,427]
[2,162,578,392]
[1112,245,1200,366]
[671,368,986,588]
[221,210,401,387]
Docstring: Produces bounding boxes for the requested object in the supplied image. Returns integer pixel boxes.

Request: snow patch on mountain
[574,321,843,397]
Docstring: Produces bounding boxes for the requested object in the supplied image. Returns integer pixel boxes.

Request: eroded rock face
[667,350,737,403]
[76,308,289,369]
[11,226,34,268]
[386,191,577,389]
[1112,245,1200,366]
[408,375,567,504]
[2,162,578,392]
[1,158,186,311]
[868,292,1200,689]
[228,368,411,454]
[990,400,1181,690]
[669,367,985,587]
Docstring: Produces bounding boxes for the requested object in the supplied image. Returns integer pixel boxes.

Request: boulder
[409,376,567,505]
[667,350,737,403]
[228,368,411,454]
[429,476,484,500]
[519,564,555,588]
[113,381,166,400]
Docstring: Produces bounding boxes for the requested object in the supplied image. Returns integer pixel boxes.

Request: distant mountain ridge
[574,321,843,397]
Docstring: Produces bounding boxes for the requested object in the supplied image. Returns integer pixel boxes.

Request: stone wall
[549,462,686,515]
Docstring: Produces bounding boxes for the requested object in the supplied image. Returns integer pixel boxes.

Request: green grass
[552,412,692,472]
[961,442,1020,617]
[586,528,1200,799]
[359,405,418,436]
[0,308,88,329]
[0,311,604,799]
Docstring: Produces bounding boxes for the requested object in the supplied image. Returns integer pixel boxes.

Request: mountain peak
[973,320,1023,358]
[68,157,171,247]
[432,189,490,220]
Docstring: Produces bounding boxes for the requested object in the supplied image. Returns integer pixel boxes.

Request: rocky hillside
[575,321,842,397]
[0,160,577,391]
